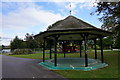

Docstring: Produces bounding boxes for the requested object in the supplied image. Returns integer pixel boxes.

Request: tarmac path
[1,55,66,79]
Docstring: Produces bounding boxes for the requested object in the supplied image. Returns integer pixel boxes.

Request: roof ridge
[47,16,98,31]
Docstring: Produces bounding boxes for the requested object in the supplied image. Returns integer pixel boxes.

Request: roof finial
[69,2,72,15]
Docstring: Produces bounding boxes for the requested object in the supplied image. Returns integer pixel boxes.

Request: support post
[94,39,97,59]
[43,38,45,62]
[63,41,66,58]
[100,37,104,63]
[50,40,52,59]
[79,41,82,57]
[83,34,88,67]
[54,35,59,66]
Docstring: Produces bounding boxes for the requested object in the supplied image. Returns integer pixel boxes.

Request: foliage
[88,40,94,49]
[113,26,120,48]
[103,36,113,49]
[10,33,39,51]
[12,49,33,55]
[35,32,43,48]
[0,46,2,50]
[96,45,100,49]
[20,41,27,49]
[93,1,120,48]
[1,45,4,50]
[96,37,113,49]
[35,38,43,48]
[25,33,38,50]
[10,36,24,51]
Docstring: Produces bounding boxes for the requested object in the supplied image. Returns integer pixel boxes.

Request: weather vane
[69,2,72,15]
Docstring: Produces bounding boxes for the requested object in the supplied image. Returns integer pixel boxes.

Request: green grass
[54,51,119,78]
[8,52,42,59]
[8,50,119,78]
[8,50,85,59]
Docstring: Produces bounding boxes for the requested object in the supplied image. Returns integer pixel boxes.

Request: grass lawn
[8,50,119,78]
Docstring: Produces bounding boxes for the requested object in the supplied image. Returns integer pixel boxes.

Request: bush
[12,49,33,55]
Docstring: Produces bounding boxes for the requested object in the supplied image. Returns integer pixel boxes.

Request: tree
[93,1,120,48]
[25,33,38,50]
[102,36,113,49]
[10,34,39,51]
[21,41,27,49]
[2,45,5,50]
[10,36,23,51]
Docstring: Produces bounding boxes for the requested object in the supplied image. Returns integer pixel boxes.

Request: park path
[2,55,66,79]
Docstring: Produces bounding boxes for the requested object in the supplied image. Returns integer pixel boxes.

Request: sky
[1,0,104,46]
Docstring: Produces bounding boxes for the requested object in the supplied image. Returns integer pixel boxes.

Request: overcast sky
[1,0,104,46]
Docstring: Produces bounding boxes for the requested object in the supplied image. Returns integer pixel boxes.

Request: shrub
[12,49,33,55]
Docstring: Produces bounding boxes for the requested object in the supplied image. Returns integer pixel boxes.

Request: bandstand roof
[34,16,112,40]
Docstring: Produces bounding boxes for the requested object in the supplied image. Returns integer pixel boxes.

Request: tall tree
[93,1,120,48]
[10,36,23,51]
[25,33,38,50]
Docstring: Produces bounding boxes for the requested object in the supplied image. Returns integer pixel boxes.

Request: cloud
[2,2,65,45]
[79,1,98,9]
[65,2,78,15]
[1,0,97,2]
[3,7,64,30]
[2,2,65,30]
[52,2,79,15]
[54,1,97,16]
[0,32,12,46]
[2,0,119,2]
